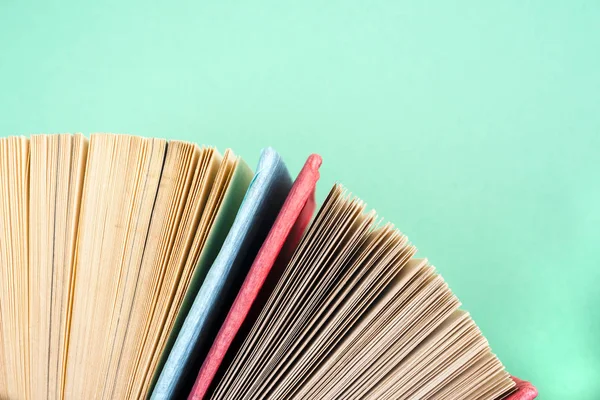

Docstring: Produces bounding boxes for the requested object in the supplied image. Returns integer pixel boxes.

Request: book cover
[189,154,322,400]
[150,148,292,399]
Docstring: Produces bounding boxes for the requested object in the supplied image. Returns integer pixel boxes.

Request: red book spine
[188,154,322,400]
[506,376,538,400]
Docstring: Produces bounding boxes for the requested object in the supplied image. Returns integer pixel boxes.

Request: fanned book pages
[151,148,293,399]
[0,133,537,400]
[209,185,517,400]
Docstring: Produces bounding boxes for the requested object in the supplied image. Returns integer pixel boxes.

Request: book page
[0,137,30,400]
[211,184,516,400]
[64,134,166,399]
[29,134,88,400]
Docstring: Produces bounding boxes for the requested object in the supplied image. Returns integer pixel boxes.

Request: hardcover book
[0,134,536,400]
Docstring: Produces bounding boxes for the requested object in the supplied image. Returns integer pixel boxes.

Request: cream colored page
[211,184,515,400]
[64,134,165,399]
[213,186,364,399]
[0,137,30,400]
[28,134,88,400]
[91,137,168,400]
[367,310,471,399]
[131,150,229,400]
[29,135,56,400]
[55,134,88,399]
[0,305,6,397]
[268,228,415,399]
[0,313,12,399]
[108,141,202,400]
[29,135,54,400]
[212,185,347,398]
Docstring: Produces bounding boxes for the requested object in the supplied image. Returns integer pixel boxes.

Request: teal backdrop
[1,1,599,398]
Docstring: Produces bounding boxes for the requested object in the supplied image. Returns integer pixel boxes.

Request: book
[0,133,537,400]
[506,377,538,400]
[209,185,517,400]
[108,142,253,400]
[189,154,322,400]
[150,148,292,399]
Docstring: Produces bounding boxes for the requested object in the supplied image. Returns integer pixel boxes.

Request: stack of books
[0,134,537,399]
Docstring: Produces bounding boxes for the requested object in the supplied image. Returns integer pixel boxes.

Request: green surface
[1,1,598,398]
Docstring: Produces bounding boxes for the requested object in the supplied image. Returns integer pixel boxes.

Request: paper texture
[189,154,322,400]
[151,148,292,400]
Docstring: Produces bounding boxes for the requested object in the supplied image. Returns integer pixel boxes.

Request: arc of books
[0,134,537,400]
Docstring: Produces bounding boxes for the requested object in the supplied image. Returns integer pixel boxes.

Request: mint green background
[1,1,598,398]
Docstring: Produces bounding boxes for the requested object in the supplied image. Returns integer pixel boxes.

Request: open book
[0,134,536,400]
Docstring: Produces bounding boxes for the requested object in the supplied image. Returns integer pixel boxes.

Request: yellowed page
[107,141,208,399]
[28,134,88,400]
[128,150,237,400]
[0,137,30,400]
[64,134,165,399]
[211,184,515,400]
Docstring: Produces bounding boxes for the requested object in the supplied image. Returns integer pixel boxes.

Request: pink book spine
[506,376,538,400]
[189,154,322,400]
